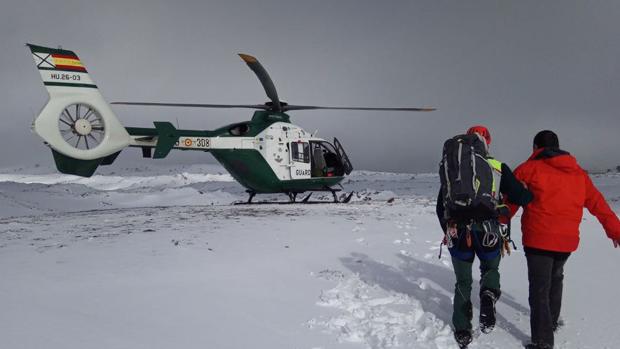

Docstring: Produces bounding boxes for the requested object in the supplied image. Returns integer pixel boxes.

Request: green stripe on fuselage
[211,149,343,193]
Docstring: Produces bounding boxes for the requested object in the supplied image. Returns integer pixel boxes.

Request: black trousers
[525,248,570,348]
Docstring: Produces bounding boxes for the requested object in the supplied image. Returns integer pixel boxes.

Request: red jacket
[509,148,620,252]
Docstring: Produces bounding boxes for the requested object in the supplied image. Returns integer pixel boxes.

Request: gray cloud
[2,0,619,172]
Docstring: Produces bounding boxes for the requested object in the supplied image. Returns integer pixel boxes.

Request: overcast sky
[2,0,619,172]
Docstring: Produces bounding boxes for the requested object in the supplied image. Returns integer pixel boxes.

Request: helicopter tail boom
[125,124,255,160]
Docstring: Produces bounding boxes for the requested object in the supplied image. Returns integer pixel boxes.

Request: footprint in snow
[314,269,346,281]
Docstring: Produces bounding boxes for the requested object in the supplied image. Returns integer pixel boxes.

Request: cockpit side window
[291,142,310,163]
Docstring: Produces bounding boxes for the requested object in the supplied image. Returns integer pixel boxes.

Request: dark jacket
[437,161,533,231]
[508,147,620,252]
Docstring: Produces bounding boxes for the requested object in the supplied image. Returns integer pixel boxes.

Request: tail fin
[27,44,130,177]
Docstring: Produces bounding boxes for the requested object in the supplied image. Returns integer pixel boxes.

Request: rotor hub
[74,118,92,136]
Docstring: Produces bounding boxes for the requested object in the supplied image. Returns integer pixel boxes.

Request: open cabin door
[334,138,353,175]
[289,141,311,179]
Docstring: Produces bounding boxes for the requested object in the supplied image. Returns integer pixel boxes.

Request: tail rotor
[58,103,106,150]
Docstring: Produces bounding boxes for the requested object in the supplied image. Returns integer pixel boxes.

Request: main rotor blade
[111,102,270,110]
[238,53,282,112]
[282,105,436,112]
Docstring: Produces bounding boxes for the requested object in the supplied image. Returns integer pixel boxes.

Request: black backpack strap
[507,221,517,250]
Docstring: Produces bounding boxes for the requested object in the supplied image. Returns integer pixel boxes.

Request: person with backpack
[436,125,533,348]
[506,130,620,349]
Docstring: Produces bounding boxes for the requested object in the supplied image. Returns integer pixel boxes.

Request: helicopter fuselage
[125,111,351,194]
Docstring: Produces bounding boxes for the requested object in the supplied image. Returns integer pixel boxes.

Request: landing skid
[234,188,354,205]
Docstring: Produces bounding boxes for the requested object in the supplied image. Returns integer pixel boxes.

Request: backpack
[439,134,498,223]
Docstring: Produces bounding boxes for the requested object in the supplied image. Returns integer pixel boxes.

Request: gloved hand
[496,205,510,217]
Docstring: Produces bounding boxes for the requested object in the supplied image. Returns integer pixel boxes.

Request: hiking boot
[479,289,498,333]
[454,329,472,349]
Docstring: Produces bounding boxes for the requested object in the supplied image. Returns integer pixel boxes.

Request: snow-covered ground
[1,165,619,349]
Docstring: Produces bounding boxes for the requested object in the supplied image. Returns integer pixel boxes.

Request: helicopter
[26,43,435,203]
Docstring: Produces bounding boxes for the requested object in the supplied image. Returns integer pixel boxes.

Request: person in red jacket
[508,130,620,349]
